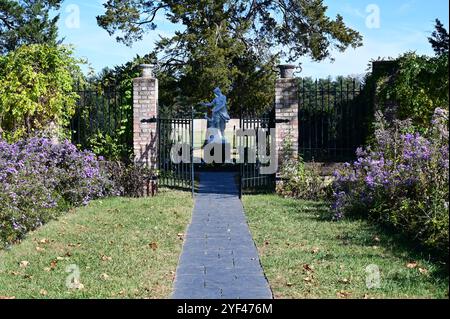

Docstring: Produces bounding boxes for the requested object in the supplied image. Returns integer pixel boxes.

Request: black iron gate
[158,117,194,194]
[239,111,276,198]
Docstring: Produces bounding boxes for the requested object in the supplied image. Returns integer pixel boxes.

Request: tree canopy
[0,0,62,55]
[428,18,449,57]
[97,0,362,115]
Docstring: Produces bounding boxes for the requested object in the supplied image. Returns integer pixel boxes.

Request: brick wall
[275,76,299,164]
[133,75,158,169]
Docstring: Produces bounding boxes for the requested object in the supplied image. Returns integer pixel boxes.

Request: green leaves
[0,0,62,54]
[375,52,449,130]
[96,0,362,116]
[0,44,83,142]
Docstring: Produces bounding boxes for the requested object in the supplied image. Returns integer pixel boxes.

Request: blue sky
[58,0,449,78]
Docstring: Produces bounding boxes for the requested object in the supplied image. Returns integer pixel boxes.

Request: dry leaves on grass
[337,290,352,298]
[19,261,29,268]
[101,255,112,262]
[149,242,158,251]
[100,273,110,281]
[50,259,58,270]
[406,262,418,269]
[339,278,351,284]
[418,267,429,275]
[302,264,314,273]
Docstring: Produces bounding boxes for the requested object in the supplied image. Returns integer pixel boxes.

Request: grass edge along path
[0,190,193,299]
[243,194,448,299]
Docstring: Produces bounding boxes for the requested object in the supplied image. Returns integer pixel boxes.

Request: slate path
[172,172,273,299]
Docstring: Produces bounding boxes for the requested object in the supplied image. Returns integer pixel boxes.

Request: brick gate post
[275,65,299,168]
[133,64,158,169]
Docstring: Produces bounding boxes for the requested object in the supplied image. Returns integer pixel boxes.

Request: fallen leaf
[50,260,58,270]
[43,267,51,272]
[19,261,29,268]
[40,289,48,296]
[406,262,418,269]
[177,233,184,241]
[56,256,64,261]
[337,290,352,298]
[311,247,320,254]
[303,277,313,282]
[100,273,110,280]
[286,282,293,287]
[36,246,45,252]
[339,278,350,284]
[23,274,33,279]
[101,255,112,261]
[418,267,428,275]
[373,236,381,242]
[303,264,314,273]
[149,242,158,251]
[76,283,85,290]
[39,238,50,244]
[372,245,379,250]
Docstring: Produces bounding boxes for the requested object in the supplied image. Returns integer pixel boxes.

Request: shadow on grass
[274,195,449,284]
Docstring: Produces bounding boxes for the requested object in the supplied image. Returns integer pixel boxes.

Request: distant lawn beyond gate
[0,190,193,299]
[243,195,449,299]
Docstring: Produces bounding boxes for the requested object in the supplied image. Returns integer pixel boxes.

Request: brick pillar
[275,65,299,166]
[133,64,158,169]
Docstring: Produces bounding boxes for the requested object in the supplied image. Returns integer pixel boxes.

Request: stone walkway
[172,172,272,299]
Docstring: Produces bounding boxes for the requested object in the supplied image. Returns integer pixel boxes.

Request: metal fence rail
[298,78,369,162]
[158,117,194,191]
[70,85,130,151]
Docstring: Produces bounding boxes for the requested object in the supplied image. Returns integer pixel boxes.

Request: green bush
[276,133,329,201]
[0,44,83,142]
[374,52,448,130]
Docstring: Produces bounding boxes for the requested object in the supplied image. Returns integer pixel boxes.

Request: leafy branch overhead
[97,0,363,63]
[0,0,62,54]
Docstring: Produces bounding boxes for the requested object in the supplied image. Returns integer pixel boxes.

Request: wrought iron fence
[298,78,371,162]
[70,84,131,156]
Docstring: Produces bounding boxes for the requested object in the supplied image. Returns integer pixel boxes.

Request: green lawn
[243,194,449,299]
[0,190,193,299]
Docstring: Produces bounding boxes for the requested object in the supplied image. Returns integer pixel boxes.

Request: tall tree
[0,0,62,55]
[428,18,449,57]
[97,0,362,115]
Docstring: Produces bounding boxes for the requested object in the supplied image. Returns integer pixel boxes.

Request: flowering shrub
[0,137,115,247]
[332,108,449,258]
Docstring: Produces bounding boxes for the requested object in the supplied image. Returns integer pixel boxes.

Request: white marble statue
[201,87,230,144]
